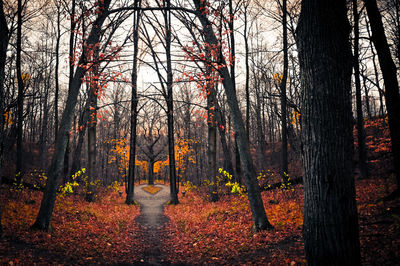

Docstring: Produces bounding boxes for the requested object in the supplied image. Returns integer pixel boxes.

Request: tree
[164,0,178,204]
[140,0,178,204]
[69,99,89,178]
[126,0,142,205]
[296,0,361,264]
[85,49,100,203]
[364,0,400,198]
[205,46,218,202]
[193,0,273,231]
[32,0,112,231]
[280,0,289,179]
[353,0,369,180]
[137,106,165,186]
[0,0,9,237]
[16,0,24,183]
[53,0,62,143]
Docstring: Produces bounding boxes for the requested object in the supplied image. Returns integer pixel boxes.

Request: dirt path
[134,184,170,265]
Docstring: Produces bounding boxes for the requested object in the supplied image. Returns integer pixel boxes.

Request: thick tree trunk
[364,0,400,195]
[0,0,9,237]
[353,0,369,180]
[296,0,361,264]
[32,0,111,231]
[193,0,272,231]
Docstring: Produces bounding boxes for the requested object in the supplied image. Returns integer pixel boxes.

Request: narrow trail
[134,184,170,265]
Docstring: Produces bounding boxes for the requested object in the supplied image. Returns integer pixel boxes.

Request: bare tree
[16,0,24,183]
[32,0,112,231]
[126,0,142,205]
[364,0,400,199]
[353,0,369,180]
[0,0,10,237]
[192,0,273,231]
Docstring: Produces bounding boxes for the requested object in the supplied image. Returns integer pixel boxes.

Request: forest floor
[1,178,398,265]
[0,118,399,265]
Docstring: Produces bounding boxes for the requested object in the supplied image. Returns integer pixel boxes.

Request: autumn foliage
[0,187,142,265]
[0,118,399,265]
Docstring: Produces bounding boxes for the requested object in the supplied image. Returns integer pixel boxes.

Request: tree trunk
[353,0,369,180]
[32,0,112,231]
[296,0,361,264]
[39,78,50,170]
[126,0,141,205]
[16,0,24,183]
[280,0,289,179]
[70,101,89,178]
[86,64,99,202]
[365,15,382,118]
[0,0,9,237]
[63,136,70,184]
[148,160,154,185]
[54,1,61,142]
[364,0,400,196]
[228,0,242,185]
[215,101,234,176]
[206,54,218,202]
[244,3,250,141]
[256,95,267,171]
[193,0,272,231]
[165,0,178,205]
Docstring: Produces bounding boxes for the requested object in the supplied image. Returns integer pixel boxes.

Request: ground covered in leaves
[161,117,400,265]
[1,117,399,265]
[163,177,399,265]
[0,188,143,265]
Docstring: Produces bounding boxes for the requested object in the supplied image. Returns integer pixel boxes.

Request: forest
[0,0,399,265]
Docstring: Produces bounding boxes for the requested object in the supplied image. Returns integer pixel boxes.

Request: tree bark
[32,0,112,231]
[193,0,272,231]
[364,0,400,196]
[296,0,361,264]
